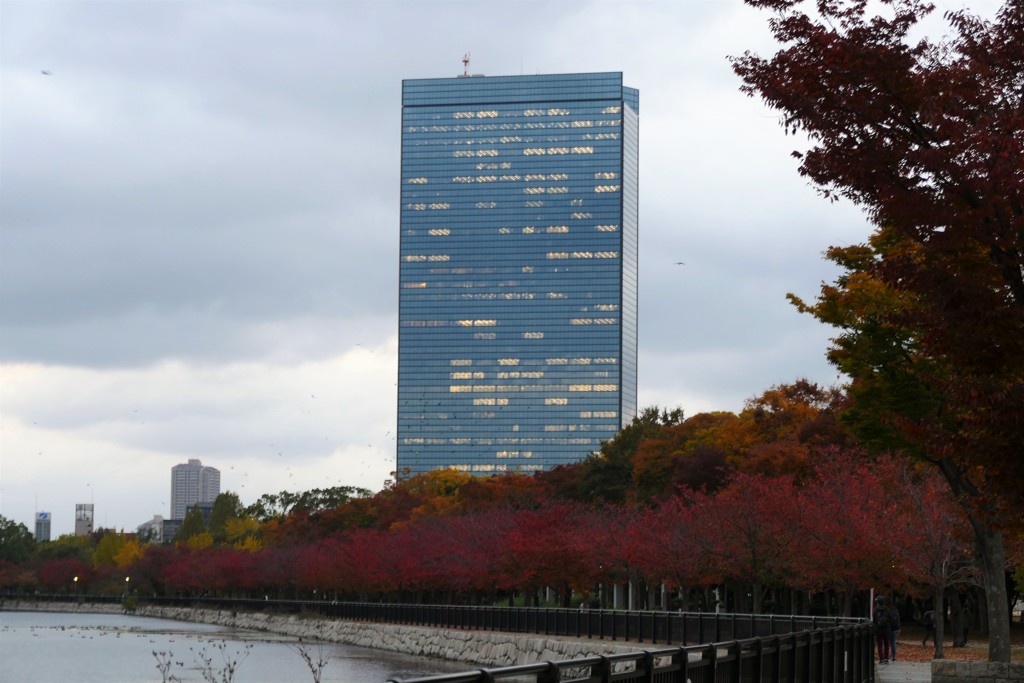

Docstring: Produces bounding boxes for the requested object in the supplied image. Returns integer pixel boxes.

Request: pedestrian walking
[886,599,901,661]
[874,596,893,664]
[922,610,936,646]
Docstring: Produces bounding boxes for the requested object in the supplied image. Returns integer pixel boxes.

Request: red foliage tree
[789,450,912,615]
[732,0,1022,660]
[330,528,395,599]
[893,463,977,657]
[36,557,93,593]
[625,501,707,609]
[496,501,608,606]
[680,471,804,613]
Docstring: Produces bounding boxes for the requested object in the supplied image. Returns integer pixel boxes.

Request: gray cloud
[3,0,931,533]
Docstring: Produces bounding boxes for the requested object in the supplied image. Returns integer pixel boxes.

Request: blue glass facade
[397,72,638,476]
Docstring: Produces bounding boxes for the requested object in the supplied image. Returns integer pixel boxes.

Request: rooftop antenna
[462,51,471,76]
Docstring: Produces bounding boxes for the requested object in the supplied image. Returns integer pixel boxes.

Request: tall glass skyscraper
[397,72,638,476]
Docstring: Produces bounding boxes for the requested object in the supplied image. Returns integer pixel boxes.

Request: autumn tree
[733,0,1023,661]
[458,472,551,511]
[128,543,176,596]
[113,537,144,568]
[790,450,912,616]
[498,501,609,606]
[574,406,684,504]
[223,517,261,548]
[36,557,93,593]
[207,492,245,543]
[91,531,127,567]
[739,381,849,477]
[627,501,706,609]
[681,472,804,613]
[893,463,978,658]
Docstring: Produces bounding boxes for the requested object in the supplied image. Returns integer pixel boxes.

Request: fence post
[640,651,655,683]
[538,661,560,683]
[751,638,764,683]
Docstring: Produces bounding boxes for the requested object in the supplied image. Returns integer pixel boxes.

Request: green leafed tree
[174,504,207,542]
[576,406,684,504]
[0,515,36,563]
[207,492,244,543]
[34,534,94,563]
[244,486,371,523]
[91,531,127,567]
[733,0,1023,661]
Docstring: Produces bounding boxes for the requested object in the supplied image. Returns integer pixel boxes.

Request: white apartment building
[170,459,220,520]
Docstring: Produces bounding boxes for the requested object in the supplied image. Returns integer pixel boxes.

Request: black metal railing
[385,626,874,683]
[306,602,865,647]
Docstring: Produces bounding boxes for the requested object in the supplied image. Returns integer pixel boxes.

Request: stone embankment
[931,659,1024,683]
[2,601,643,668]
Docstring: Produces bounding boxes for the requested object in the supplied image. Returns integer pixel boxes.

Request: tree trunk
[950,589,964,647]
[839,589,853,617]
[752,580,763,614]
[973,585,988,637]
[933,589,946,659]
[938,457,1012,663]
[969,516,1011,661]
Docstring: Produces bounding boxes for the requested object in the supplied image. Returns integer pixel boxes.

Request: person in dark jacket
[922,610,936,646]
[873,596,893,664]
[886,599,901,661]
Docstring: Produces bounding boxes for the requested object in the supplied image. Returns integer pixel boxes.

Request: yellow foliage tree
[113,538,143,568]
[185,532,214,550]
[224,517,260,544]
[92,532,126,567]
[235,536,262,553]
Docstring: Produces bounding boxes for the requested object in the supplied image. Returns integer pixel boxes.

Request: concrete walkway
[875,661,931,682]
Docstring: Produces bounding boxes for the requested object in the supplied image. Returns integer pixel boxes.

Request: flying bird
[41,70,52,76]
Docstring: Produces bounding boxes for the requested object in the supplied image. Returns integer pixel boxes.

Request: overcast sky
[1,0,996,537]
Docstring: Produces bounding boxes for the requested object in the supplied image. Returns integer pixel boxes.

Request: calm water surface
[0,610,475,683]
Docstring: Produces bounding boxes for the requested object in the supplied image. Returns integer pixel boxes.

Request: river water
[0,610,475,683]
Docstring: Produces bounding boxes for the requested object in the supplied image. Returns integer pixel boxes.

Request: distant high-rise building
[74,503,94,536]
[35,511,51,542]
[137,515,165,543]
[170,459,220,520]
[397,71,639,476]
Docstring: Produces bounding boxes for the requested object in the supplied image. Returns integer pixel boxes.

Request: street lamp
[73,576,78,602]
